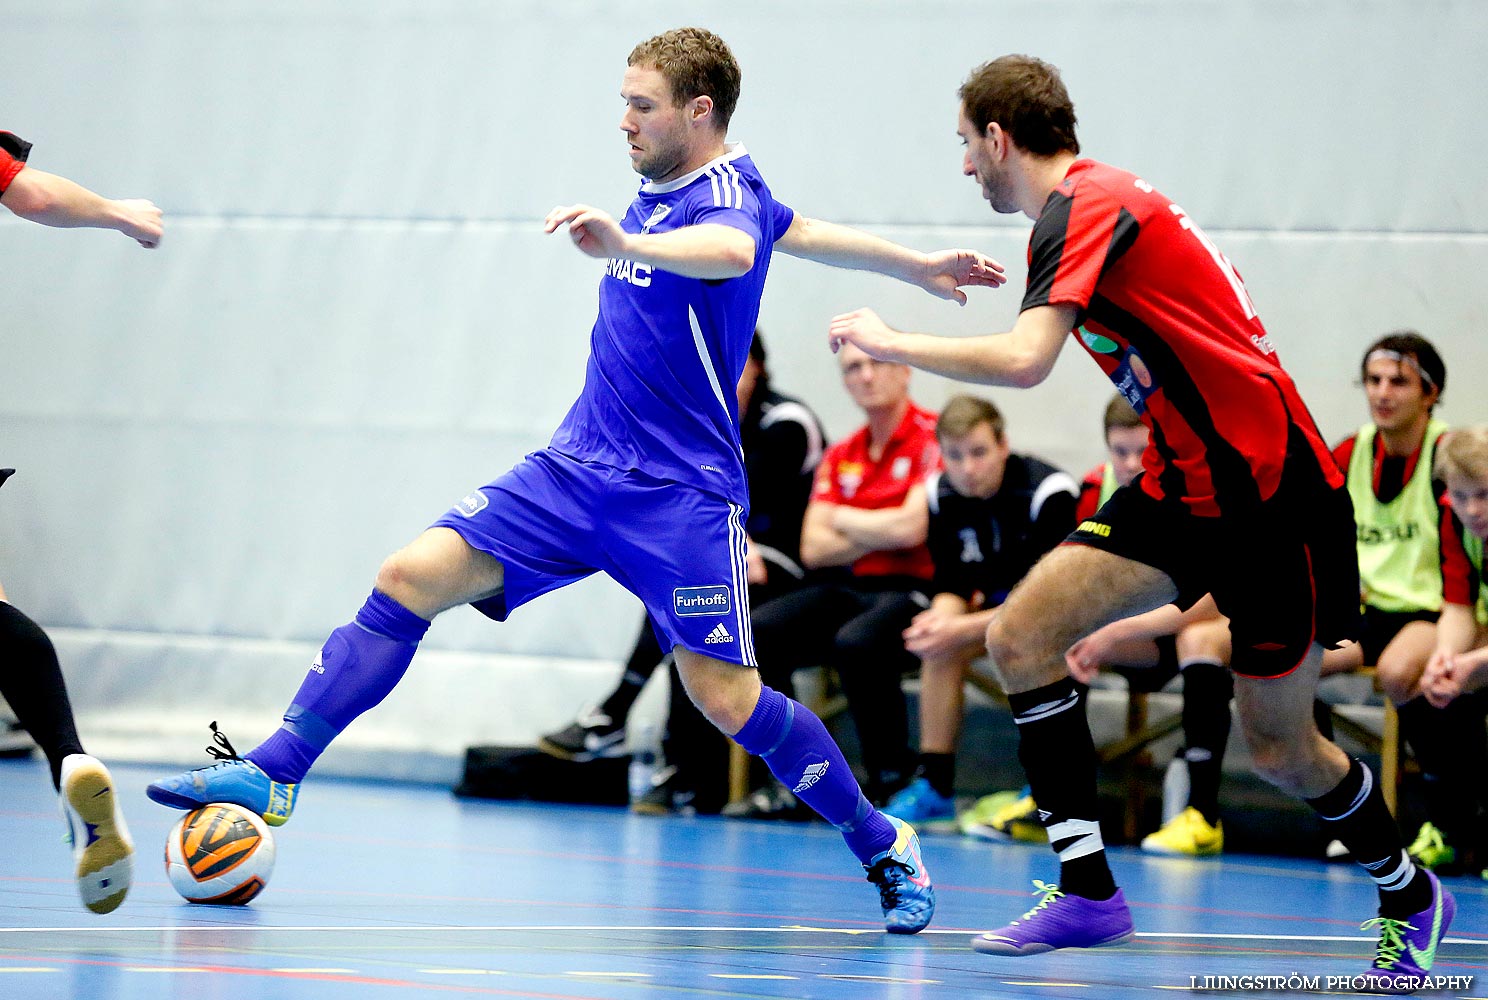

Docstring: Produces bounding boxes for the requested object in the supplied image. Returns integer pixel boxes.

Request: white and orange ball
[164,803,276,904]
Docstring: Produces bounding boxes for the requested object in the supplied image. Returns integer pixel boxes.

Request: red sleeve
[1074,465,1104,521]
[1331,436,1355,475]
[0,131,32,196]
[1021,181,1134,317]
[1439,493,1475,606]
[1075,482,1100,522]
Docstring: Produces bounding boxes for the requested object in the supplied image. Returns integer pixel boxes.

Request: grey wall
[4,0,1485,671]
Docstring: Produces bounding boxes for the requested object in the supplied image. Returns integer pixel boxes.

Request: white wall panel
[2,1,1481,230]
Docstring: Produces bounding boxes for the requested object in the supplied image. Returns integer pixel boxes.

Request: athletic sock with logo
[733,684,895,863]
[1306,756,1431,918]
[248,590,431,784]
[1178,659,1232,824]
[0,602,86,790]
[1008,676,1117,900]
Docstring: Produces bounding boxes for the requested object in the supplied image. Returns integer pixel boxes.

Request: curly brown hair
[629,28,741,132]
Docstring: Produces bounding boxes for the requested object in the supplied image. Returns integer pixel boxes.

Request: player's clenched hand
[116,199,163,248]
[1064,632,1112,685]
[828,307,900,358]
[1421,649,1462,709]
[544,204,628,259]
[903,607,968,658]
[920,249,1006,304]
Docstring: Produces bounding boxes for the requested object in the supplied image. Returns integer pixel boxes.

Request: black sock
[1008,676,1115,900]
[1398,696,1488,848]
[916,751,956,799]
[0,602,85,790]
[1306,757,1429,918]
[1178,660,1231,824]
[601,625,666,723]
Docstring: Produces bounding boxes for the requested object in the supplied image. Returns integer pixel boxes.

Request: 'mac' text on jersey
[549,145,796,505]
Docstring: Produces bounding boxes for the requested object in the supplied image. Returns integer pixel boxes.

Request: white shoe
[60,754,134,914]
[1324,838,1350,861]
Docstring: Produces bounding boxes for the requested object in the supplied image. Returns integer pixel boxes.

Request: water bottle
[628,722,660,804]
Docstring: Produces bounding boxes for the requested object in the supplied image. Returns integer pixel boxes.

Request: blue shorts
[430,449,756,666]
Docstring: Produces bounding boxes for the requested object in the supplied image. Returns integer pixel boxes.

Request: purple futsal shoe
[1361,870,1456,994]
[972,880,1135,955]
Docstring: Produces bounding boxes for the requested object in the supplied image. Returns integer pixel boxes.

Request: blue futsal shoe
[146,722,298,827]
[865,815,935,933]
[885,777,957,827]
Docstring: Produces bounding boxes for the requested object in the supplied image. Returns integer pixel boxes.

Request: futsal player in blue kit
[147,27,1005,931]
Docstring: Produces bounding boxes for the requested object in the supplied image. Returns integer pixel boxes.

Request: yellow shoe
[1141,806,1223,857]
[958,789,1018,837]
[963,790,1047,844]
[61,754,134,914]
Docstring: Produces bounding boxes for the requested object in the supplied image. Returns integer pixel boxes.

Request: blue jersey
[549,145,794,504]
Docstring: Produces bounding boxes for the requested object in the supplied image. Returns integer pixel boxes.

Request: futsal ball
[164,803,276,905]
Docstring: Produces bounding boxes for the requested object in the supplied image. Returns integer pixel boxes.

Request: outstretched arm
[544,203,754,280]
[776,214,1005,304]
[829,303,1077,388]
[1,168,163,247]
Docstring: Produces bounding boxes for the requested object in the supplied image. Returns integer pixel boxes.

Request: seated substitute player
[1333,332,1485,875]
[1418,428,1488,877]
[541,330,828,816]
[885,395,1077,825]
[1,129,163,913]
[146,28,1006,932]
[744,340,942,811]
[827,54,1452,980]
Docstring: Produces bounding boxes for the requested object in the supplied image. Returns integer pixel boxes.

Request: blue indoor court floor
[1,759,1484,1000]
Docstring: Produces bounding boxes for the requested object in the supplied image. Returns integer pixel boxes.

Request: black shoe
[537,709,626,762]
[630,765,700,816]
[721,783,814,822]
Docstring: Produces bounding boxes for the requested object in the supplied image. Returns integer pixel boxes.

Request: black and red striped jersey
[0,131,31,196]
[1022,158,1340,517]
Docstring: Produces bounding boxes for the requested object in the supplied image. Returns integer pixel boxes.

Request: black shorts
[1358,605,1438,665]
[1067,452,1361,680]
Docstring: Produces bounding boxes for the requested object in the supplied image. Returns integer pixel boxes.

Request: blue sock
[248,591,430,783]
[734,685,895,865]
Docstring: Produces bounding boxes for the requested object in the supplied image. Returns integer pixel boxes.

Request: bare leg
[374,527,505,618]
[986,545,1177,694]
[918,640,983,754]
[981,545,1176,901]
[1232,644,1347,799]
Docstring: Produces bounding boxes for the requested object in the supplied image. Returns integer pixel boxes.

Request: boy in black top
[887,395,1077,823]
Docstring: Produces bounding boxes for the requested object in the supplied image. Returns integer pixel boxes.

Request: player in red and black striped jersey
[1,131,162,245]
[828,55,1451,976]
